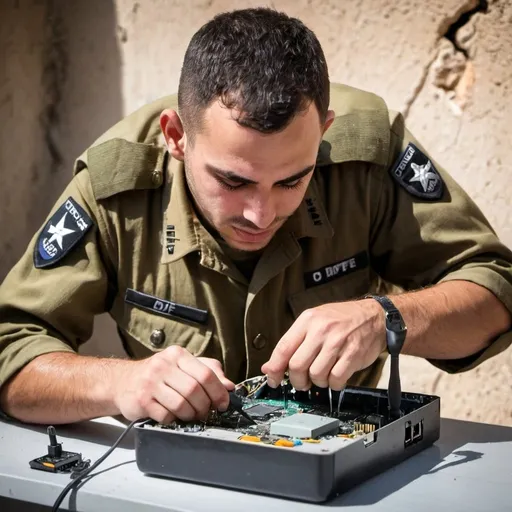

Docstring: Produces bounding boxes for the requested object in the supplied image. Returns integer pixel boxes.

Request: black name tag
[125,289,208,325]
[304,252,368,288]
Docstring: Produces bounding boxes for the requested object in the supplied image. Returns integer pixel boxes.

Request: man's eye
[217,177,244,191]
[279,179,303,190]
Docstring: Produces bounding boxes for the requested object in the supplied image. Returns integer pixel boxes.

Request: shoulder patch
[34,197,93,269]
[389,143,444,200]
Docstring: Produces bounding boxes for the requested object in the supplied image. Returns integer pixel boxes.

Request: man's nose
[242,193,276,230]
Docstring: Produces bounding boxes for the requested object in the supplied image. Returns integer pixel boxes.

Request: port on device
[404,420,423,447]
[363,431,377,447]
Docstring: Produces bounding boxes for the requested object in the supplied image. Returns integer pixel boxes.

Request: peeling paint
[403,0,489,118]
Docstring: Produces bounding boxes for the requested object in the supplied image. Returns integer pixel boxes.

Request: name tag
[304,252,368,288]
[125,289,208,325]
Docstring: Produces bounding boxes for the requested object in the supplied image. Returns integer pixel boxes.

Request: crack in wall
[402,0,489,119]
[444,0,488,57]
[402,51,439,119]
[40,0,67,171]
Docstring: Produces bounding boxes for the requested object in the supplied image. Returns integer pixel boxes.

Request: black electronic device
[134,377,440,502]
[29,426,86,474]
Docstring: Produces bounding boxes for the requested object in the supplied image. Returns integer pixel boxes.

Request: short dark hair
[178,8,330,138]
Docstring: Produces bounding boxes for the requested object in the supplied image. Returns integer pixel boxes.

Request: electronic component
[270,413,340,438]
[244,403,283,419]
[29,426,86,474]
[353,422,376,433]
[135,381,441,502]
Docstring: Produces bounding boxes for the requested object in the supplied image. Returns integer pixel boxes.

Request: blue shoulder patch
[34,197,93,269]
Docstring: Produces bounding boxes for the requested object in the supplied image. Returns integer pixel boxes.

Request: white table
[0,416,511,511]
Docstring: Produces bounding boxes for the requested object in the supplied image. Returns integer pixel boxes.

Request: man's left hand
[261,299,386,390]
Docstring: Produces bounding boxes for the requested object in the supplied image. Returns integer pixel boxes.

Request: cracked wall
[1,0,511,425]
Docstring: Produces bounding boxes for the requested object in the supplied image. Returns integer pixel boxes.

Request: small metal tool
[337,387,346,416]
[328,388,333,416]
[282,380,288,410]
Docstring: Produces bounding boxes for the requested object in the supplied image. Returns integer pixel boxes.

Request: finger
[327,349,359,390]
[153,384,196,422]
[286,334,323,390]
[307,340,341,389]
[145,400,176,424]
[163,367,213,419]
[198,357,236,390]
[261,315,309,386]
[178,355,230,411]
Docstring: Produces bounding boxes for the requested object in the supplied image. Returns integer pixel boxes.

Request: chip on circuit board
[244,403,283,420]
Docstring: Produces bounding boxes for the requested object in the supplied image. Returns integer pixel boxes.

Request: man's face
[182,101,327,251]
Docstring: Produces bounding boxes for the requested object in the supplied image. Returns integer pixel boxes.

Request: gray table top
[1,416,511,512]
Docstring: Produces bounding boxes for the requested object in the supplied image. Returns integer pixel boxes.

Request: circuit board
[142,376,383,445]
[135,376,441,502]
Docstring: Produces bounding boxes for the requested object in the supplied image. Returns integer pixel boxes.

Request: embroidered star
[409,160,438,192]
[47,213,75,250]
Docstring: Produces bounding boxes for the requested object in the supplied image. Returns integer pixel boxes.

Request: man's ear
[322,110,336,135]
[160,109,186,160]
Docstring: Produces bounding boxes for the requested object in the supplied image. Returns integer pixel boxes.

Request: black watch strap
[366,295,407,356]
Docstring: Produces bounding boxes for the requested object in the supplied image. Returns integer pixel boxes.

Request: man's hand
[114,346,235,424]
[261,300,386,391]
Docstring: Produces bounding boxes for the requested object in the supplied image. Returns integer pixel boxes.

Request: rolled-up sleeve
[370,115,512,373]
[0,170,114,389]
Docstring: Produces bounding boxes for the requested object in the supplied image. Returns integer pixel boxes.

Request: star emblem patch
[46,213,75,250]
[34,197,93,268]
[389,143,444,200]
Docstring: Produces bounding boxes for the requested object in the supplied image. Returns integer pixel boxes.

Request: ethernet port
[404,421,412,447]
[412,420,423,442]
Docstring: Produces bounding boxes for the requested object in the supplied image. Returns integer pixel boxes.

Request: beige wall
[1,0,511,425]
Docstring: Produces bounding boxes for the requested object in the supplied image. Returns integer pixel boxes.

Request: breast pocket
[288,270,371,318]
[117,303,214,357]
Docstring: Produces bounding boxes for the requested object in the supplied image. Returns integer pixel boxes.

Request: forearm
[391,281,511,359]
[0,352,132,424]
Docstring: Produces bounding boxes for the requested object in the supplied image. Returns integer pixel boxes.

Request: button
[252,333,267,350]
[150,329,166,347]
[152,170,163,186]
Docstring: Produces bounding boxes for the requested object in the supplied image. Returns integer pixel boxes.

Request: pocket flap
[118,302,213,357]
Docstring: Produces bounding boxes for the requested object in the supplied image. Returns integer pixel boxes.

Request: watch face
[386,310,406,332]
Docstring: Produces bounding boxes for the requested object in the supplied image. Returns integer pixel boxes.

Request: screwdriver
[228,391,256,425]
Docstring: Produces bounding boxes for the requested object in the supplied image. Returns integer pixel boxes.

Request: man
[0,8,511,426]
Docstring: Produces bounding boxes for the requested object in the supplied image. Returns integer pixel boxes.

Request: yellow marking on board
[238,435,261,443]
[274,439,295,447]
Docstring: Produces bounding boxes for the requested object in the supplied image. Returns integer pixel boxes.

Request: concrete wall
[1,0,510,425]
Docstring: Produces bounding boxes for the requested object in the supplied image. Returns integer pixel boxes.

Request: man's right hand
[114,345,234,424]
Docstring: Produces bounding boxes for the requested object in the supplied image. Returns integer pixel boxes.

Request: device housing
[134,385,440,502]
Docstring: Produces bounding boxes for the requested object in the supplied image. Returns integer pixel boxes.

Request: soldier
[0,8,511,425]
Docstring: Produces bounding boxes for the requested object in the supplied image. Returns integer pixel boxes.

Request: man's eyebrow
[205,164,316,185]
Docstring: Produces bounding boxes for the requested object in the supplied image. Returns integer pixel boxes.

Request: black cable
[52,419,139,512]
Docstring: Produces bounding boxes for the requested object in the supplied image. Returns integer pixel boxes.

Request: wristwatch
[365,295,407,356]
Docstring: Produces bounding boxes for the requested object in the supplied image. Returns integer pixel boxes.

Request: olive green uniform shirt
[1,84,512,391]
